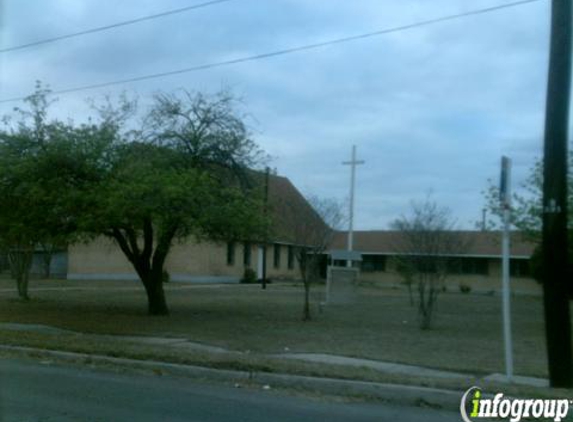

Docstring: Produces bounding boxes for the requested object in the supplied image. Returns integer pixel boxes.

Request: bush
[459,284,471,294]
[241,268,257,284]
[162,270,170,284]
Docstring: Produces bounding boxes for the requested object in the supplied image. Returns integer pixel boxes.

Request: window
[226,242,235,266]
[462,258,489,275]
[243,242,251,266]
[361,255,386,272]
[288,246,295,269]
[447,257,489,275]
[273,244,281,269]
[510,259,530,277]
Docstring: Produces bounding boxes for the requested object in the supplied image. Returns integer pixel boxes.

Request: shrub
[241,268,257,284]
[459,284,471,294]
[162,270,170,284]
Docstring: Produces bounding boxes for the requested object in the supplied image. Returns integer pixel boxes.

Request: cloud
[0,0,556,229]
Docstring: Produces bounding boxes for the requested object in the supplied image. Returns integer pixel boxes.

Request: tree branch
[142,217,154,263]
[111,227,135,264]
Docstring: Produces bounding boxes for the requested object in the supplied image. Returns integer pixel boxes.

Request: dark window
[273,244,281,269]
[361,255,386,272]
[397,256,449,274]
[288,246,294,269]
[510,259,530,277]
[413,256,439,273]
[226,242,235,266]
[447,257,489,275]
[243,242,251,266]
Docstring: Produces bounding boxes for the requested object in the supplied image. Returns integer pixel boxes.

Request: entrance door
[257,246,264,280]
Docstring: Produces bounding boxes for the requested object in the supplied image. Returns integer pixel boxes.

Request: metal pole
[261,167,270,289]
[500,156,513,381]
[502,207,514,381]
[541,0,573,388]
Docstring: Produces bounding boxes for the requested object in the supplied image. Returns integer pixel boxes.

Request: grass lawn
[0,277,559,378]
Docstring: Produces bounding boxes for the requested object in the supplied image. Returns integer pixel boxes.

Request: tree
[481,153,573,240]
[143,90,266,178]
[1,87,266,313]
[77,90,267,315]
[481,154,573,282]
[391,198,468,330]
[0,83,93,299]
[289,195,345,321]
[85,142,264,315]
[0,116,117,300]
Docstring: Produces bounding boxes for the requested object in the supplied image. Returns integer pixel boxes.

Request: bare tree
[391,198,468,330]
[290,195,345,321]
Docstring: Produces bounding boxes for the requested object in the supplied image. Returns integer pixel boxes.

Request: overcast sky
[0,0,563,230]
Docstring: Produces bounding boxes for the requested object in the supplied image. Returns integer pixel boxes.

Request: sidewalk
[0,322,547,389]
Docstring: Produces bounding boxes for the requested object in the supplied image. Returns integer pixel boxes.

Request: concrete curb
[0,344,462,410]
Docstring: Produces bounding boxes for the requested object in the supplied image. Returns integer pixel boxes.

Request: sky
[0,0,563,230]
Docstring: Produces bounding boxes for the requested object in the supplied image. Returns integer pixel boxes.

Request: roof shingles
[329,230,535,258]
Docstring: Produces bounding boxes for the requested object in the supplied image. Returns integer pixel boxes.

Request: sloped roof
[265,174,327,244]
[329,230,536,258]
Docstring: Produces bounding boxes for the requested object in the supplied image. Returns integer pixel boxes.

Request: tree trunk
[143,271,169,316]
[17,273,30,301]
[109,222,175,316]
[302,280,311,321]
[406,278,414,307]
[418,277,431,330]
[42,250,52,279]
[8,249,33,301]
[417,275,440,330]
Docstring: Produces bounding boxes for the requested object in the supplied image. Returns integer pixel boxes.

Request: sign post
[500,156,514,381]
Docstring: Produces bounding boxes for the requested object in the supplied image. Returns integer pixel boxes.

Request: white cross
[342,145,364,266]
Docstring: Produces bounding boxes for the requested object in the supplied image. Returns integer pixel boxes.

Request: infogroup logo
[460,387,570,422]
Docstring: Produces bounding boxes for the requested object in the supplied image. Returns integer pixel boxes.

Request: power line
[0,0,544,104]
[0,0,235,53]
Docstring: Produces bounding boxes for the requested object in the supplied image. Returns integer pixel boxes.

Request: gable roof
[329,230,536,258]
[264,173,327,244]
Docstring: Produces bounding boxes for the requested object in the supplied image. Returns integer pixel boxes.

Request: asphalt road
[0,358,461,422]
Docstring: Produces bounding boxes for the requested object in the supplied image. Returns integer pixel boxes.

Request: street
[0,358,460,421]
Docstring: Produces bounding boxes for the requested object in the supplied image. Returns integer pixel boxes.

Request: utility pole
[541,0,572,388]
[261,166,270,290]
[342,145,364,267]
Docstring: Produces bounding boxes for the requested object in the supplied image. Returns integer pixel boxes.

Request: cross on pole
[342,145,364,267]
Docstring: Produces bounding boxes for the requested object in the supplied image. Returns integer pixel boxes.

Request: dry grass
[0,277,559,378]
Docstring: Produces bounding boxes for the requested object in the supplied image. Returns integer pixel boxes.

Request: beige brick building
[328,230,539,293]
[68,174,320,283]
[67,170,539,292]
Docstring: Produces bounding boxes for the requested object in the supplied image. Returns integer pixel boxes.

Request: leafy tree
[391,198,468,330]
[0,85,51,298]
[481,154,573,281]
[83,142,264,315]
[78,90,267,315]
[0,116,117,299]
[481,153,573,240]
[1,87,266,313]
[0,83,96,298]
